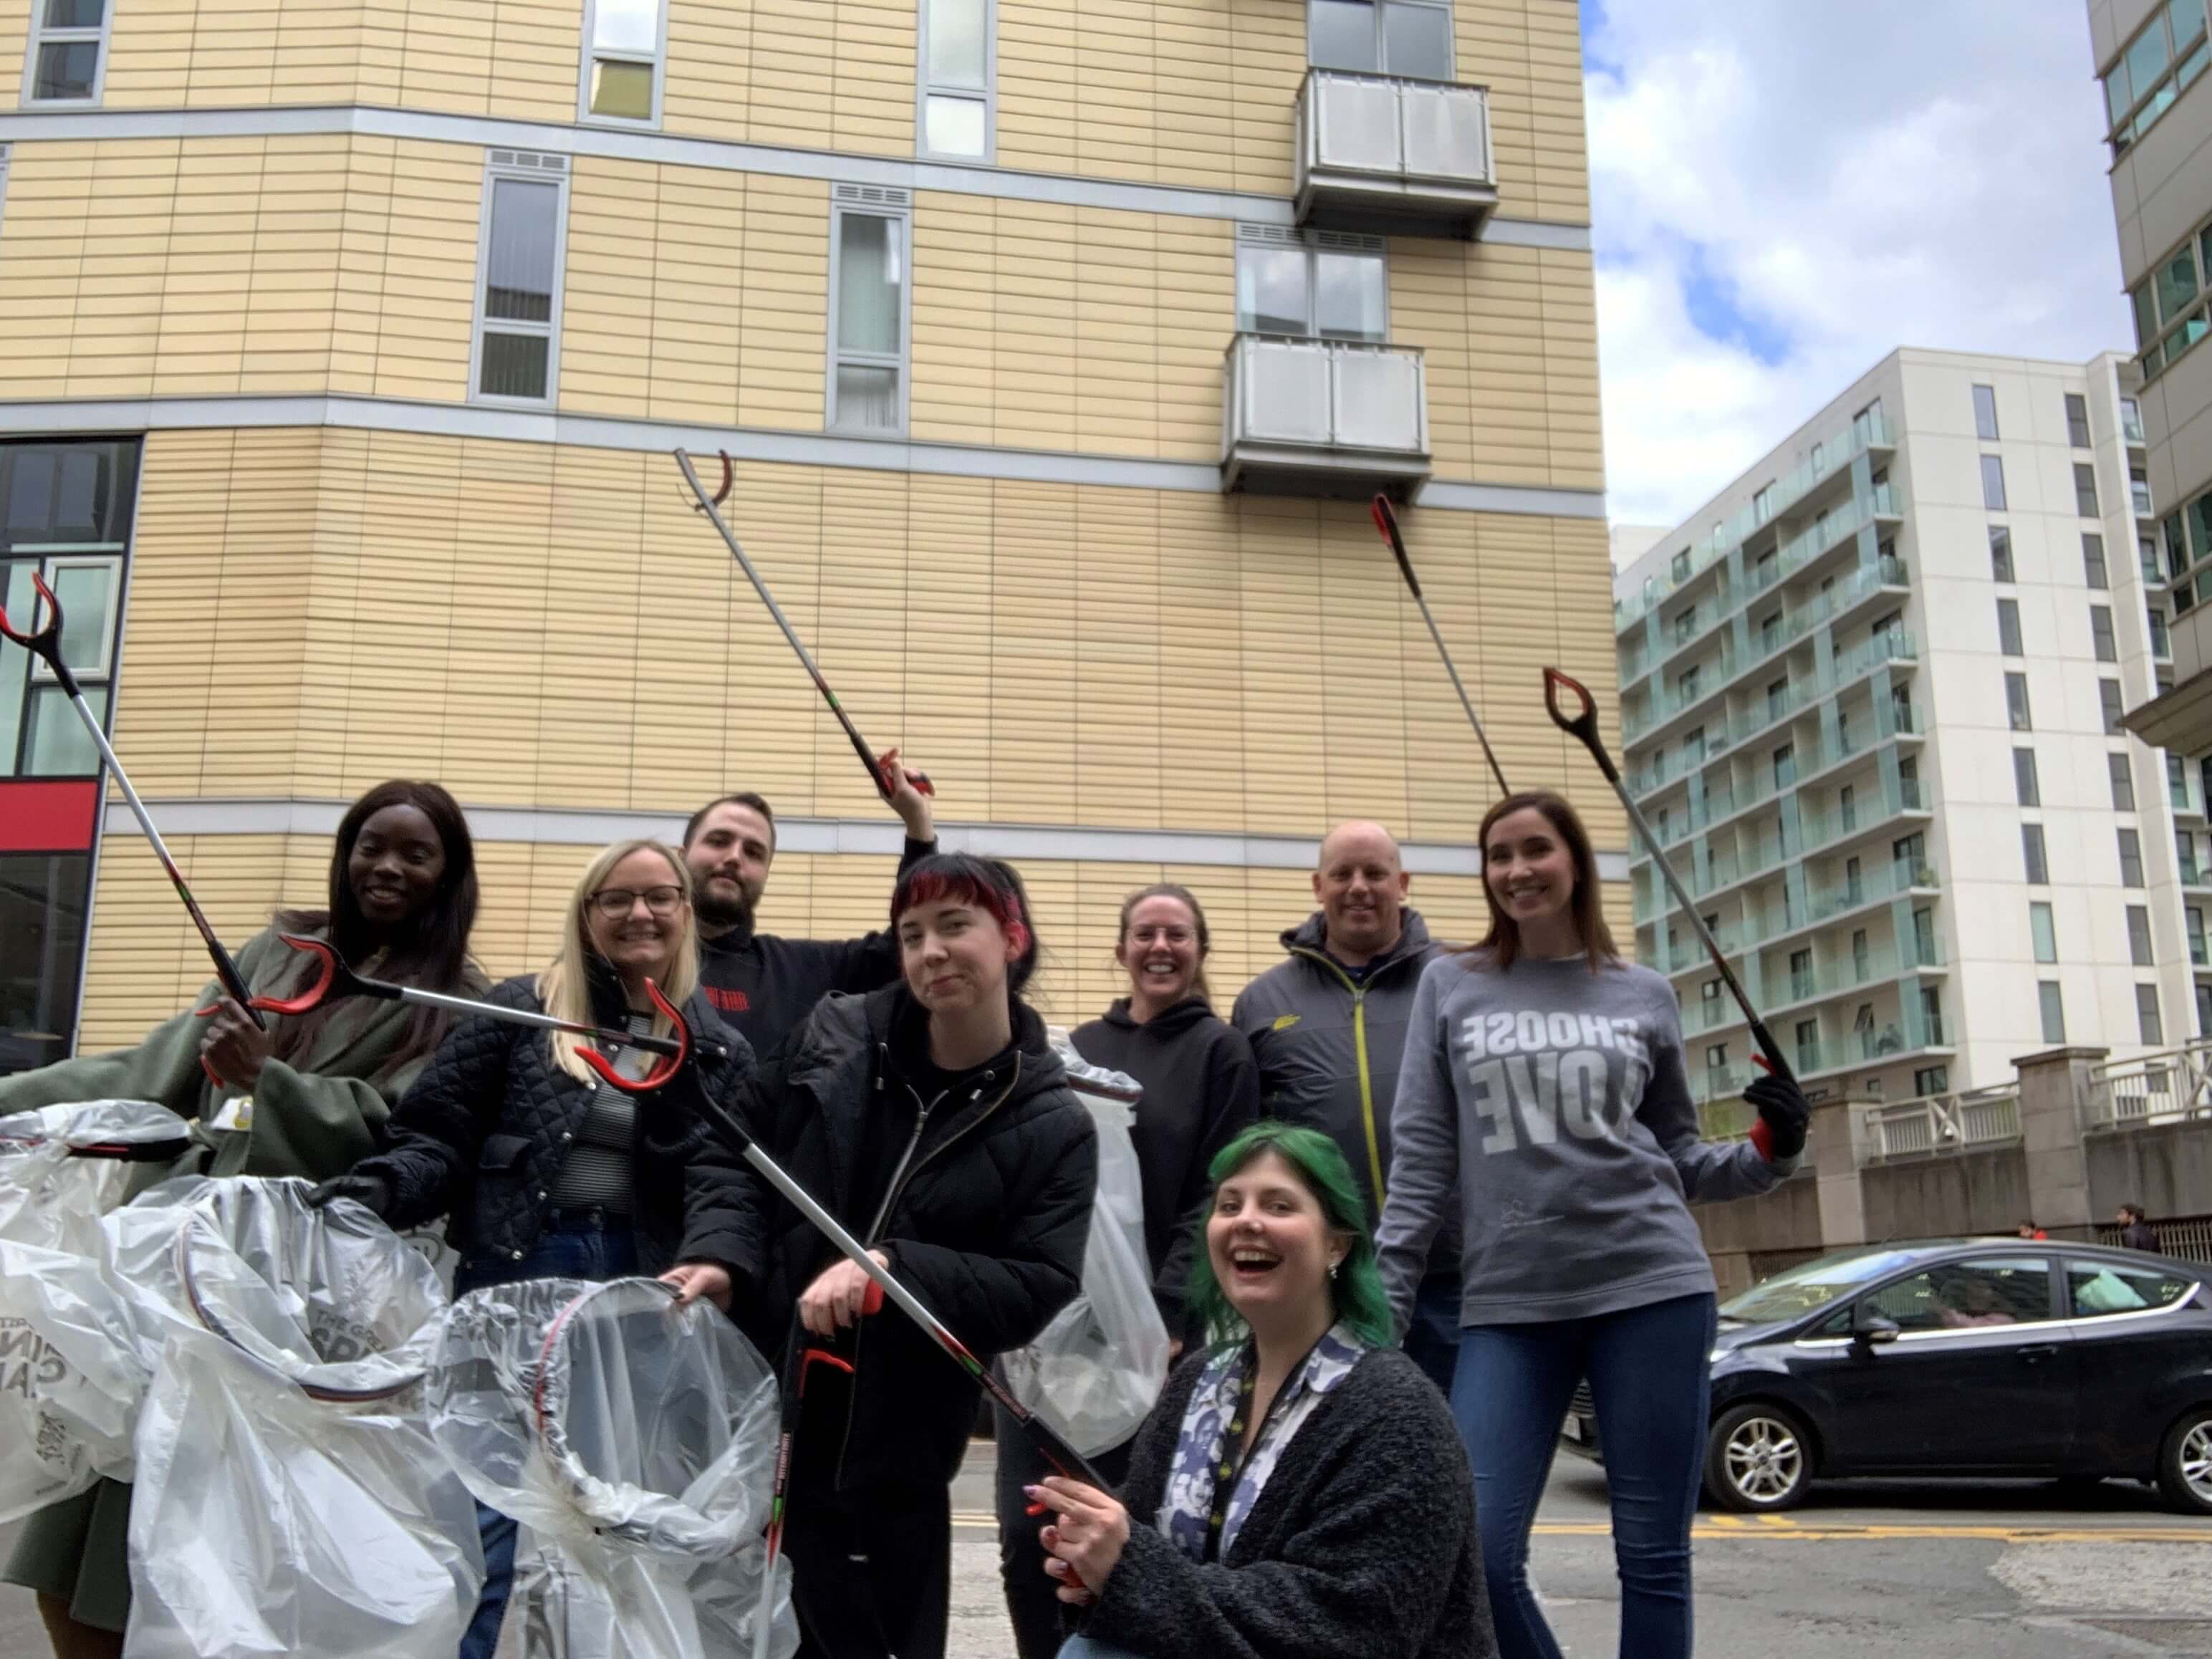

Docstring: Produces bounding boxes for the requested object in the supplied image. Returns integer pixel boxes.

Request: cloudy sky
[1585,1,2133,546]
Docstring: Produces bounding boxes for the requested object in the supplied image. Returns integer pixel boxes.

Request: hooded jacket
[1229,911,1456,1276]
[716,984,1097,1494]
[1069,997,1261,1335]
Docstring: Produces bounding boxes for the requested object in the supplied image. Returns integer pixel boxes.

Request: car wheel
[1705,1403,1812,1512]
[2155,1407,2212,1516]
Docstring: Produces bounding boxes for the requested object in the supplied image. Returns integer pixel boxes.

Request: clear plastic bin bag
[0,1098,191,1254]
[999,1039,1171,1456]
[428,1276,796,1659]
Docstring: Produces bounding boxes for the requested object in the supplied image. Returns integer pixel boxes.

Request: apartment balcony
[1791,1008,1953,1086]
[1294,69,1498,239]
[1220,333,1430,501]
[1644,854,1940,978]
[1680,938,1948,1038]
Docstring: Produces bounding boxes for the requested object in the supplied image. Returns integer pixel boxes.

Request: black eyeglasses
[588,885,684,919]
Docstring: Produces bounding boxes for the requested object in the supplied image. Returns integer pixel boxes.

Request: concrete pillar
[2013,1046,2107,1236]
[1810,1095,1870,1248]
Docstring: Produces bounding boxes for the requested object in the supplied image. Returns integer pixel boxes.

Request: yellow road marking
[948,1511,2208,1545]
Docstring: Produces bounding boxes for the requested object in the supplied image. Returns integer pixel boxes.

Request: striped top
[551,1012,651,1213]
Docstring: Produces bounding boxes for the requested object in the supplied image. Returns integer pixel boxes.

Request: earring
[1329,1260,1340,1280]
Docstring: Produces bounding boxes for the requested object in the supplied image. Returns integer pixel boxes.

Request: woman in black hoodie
[713,852,1097,1659]
[994,883,1262,1659]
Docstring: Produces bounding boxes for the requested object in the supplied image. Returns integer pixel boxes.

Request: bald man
[1231,821,1461,1393]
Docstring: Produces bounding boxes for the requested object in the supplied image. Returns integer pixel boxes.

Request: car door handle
[2016,1345,2059,1362]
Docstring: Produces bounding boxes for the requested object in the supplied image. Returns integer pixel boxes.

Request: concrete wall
[2084,1119,2212,1217]
[1860,1145,2033,1242]
[1695,1169,1824,1301]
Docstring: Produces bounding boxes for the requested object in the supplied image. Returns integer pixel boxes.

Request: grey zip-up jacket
[1230,912,1457,1276]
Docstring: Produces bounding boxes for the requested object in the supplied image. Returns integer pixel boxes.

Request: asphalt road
[6,1449,2205,1655]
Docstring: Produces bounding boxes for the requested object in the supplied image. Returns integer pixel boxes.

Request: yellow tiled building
[0,0,1620,1063]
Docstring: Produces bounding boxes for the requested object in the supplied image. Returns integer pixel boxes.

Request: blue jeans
[451,1216,640,1659]
[1403,1272,1463,1396]
[1451,1292,1717,1659]
[1057,1640,1141,1659]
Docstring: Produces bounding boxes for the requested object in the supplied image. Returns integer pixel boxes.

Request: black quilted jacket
[712,984,1097,1494]
[357,968,757,1277]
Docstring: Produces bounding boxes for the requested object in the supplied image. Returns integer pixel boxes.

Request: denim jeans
[451,1216,640,1659]
[1403,1272,1463,1396]
[1056,1638,1143,1659]
[1451,1292,1718,1659]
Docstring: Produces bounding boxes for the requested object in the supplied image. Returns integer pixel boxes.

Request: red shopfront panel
[0,779,100,853]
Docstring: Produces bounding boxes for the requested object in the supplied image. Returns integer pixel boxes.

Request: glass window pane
[478,331,549,400]
[2069,1259,2191,1317]
[33,40,99,100]
[2133,282,2158,347]
[44,0,102,27]
[1997,598,2022,656]
[1981,454,2007,510]
[1870,1258,2050,1332]
[1310,0,1377,71]
[2107,67,2133,126]
[484,178,559,323]
[2156,244,2200,326]
[2175,0,2207,46]
[2127,16,2173,100]
[588,58,655,119]
[1972,384,1999,440]
[0,564,31,767]
[49,563,112,673]
[2039,981,2066,1044]
[2022,824,2048,884]
[2128,905,2155,966]
[2014,748,2039,806]
[0,851,92,1072]
[25,683,105,776]
[836,213,901,354]
[1381,1,1451,76]
[923,94,988,158]
[835,365,900,431]
[592,0,657,52]
[927,0,989,89]
[1314,252,1385,342]
[1237,246,1310,336]
[2030,903,2057,963]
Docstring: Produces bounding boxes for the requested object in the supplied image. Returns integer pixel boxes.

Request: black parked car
[1560,1240,2212,1514]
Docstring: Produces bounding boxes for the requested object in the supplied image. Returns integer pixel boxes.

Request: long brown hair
[1467,790,1617,973]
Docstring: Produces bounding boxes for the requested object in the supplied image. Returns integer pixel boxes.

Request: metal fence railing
[1860,1085,2021,1163]
[2083,1040,2212,1132]
[2095,1214,2212,1266]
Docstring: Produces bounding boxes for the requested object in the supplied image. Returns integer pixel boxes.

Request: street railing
[1860,1085,2021,1163]
[2082,1039,2212,1132]
[2096,1213,2212,1266]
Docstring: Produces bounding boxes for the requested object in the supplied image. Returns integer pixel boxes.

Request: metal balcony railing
[2083,1039,2212,1131]
[1220,333,1430,501]
[1861,1085,2021,1163]
[1294,69,1498,237]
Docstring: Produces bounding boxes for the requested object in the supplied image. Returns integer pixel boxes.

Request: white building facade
[1615,348,2203,1124]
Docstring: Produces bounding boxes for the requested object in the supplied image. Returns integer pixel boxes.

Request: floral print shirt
[1157,1322,1368,1562]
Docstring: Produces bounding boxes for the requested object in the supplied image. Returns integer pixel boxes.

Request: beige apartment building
[0,0,1618,1065]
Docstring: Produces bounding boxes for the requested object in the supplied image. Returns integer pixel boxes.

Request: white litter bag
[0,1099,191,1253]
[999,1037,1170,1456]
[124,1177,481,1659]
[427,1276,796,1659]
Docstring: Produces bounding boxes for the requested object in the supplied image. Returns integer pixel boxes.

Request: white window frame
[915,0,996,163]
[1307,0,1456,80]
[21,0,111,107]
[468,150,572,410]
[576,0,668,130]
[24,552,124,682]
[825,186,914,438]
[1234,225,1390,343]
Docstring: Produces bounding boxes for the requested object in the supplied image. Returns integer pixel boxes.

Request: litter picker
[1370,494,1511,797]
[675,449,933,804]
[1542,666,1796,1085]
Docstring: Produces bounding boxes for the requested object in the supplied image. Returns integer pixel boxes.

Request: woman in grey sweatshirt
[1375,790,1809,1659]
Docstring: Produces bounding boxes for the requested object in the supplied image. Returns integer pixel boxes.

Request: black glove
[1745,1070,1809,1163]
[307,1172,394,1218]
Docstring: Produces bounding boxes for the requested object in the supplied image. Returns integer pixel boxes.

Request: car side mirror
[1852,1306,1900,1346]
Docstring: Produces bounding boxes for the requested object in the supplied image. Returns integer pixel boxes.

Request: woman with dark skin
[0,778,484,1659]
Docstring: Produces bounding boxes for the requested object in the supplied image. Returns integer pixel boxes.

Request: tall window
[2090,605,2117,663]
[1989,525,2014,582]
[2065,392,2092,448]
[2191,906,2208,965]
[2111,750,2137,810]
[919,0,994,160]
[2101,677,2125,734]
[2029,902,2057,963]
[2013,747,2039,807]
[2122,396,2145,443]
[1981,454,2008,511]
[1236,232,1388,342]
[2171,751,2191,809]
[471,151,569,405]
[2105,0,2212,157]
[1308,0,1454,77]
[578,0,664,125]
[2132,466,2153,516]
[1997,598,2023,657]
[2021,822,2049,885]
[22,0,110,105]
[2006,670,2032,731]
[1752,482,1774,524]
[2074,462,2102,517]
[2083,532,2109,589]
[829,191,912,433]
[2127,904,2155,966]
[2119,827,2145,888]
[1972,383,1999,440]
[2138,982,2165,1046]
[2039,981,2067,1044]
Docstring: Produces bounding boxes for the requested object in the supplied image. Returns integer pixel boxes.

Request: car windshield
[1721,1249,1927,1324]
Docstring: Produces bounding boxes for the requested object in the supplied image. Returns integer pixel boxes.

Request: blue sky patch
[1679,239,1793,366]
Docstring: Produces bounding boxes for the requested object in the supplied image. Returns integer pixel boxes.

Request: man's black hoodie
[1069,996,1261,1340]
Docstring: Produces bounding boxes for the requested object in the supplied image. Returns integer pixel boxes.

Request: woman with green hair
[1026,1122,1491,1659]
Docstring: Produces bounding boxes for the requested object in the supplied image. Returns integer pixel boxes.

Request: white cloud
[1588,1,2133,544]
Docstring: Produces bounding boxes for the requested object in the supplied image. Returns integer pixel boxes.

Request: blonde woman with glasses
[311,837,759,1659]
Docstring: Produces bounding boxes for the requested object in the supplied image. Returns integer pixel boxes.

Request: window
[2068,1259,2193,1319]
[1701,980,1722,1021]
[2191,906,2207,966]
[2101,678,2125,734]
[2122,396,2146,443]
[1913,906,1938,963]
[2013,747,2039,807]
[1899,754,1921,807]
[2074,463,2102,518]
[2132,466,2153,516]
[1971,383,1999,440]
[1789,948,1813,999]
[1913,1064,1949,1096]
[2138,982,2165,1046]
[2150,605,2171,658]
[2112,749,2137,810]
[2107,0,2212,155]
[1772,743,1795,789]
[1981,454,2008,511]
[1759,610,1781,652]
[1989,526,2014,582]
[1753,481,1774,524]
[1681,726,1704,764]
[22,0,109,105]
[578,0,664,124]
[1997,598,2023,657]
[1851,928,1870,978]
[2083,532,2109,588]
[1671,549,1691,582]
[1811,441,1825,477]
[2170,751,2190,809]
[1236,232,1386,343]
[918,0,994,159]
[1672,605,1698,646]
[1840,782,1857,829]
[2127,904,2155,966]
[2029,901,2058,963]
[2119,827,2145,888]
[2090,605,2117,663]
[829,190,913,433]
[2039,981,2067,1044]
[1704,1042,1728,1071]
[471,151,569,405]
[1308,0,1453,77]
[2005,670,2031,730]
[1867,1257,2051,1332]
[1678,664,1700,703]
[2021,823,2049,885]
[2181,830,2201,885]
[2065,392,2092,448]
[1853,399,1884,446]
[1794,1018,1818,1072]
[1766,676,1787,721]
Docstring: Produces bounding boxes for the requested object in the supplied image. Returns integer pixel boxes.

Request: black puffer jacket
[357,969,757,1277]
[716,984,1097,1494]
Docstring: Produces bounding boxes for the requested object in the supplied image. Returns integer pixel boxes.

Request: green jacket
[0,925,479,1183]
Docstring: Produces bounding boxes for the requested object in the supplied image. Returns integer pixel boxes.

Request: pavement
[6,1444,2206,1656]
